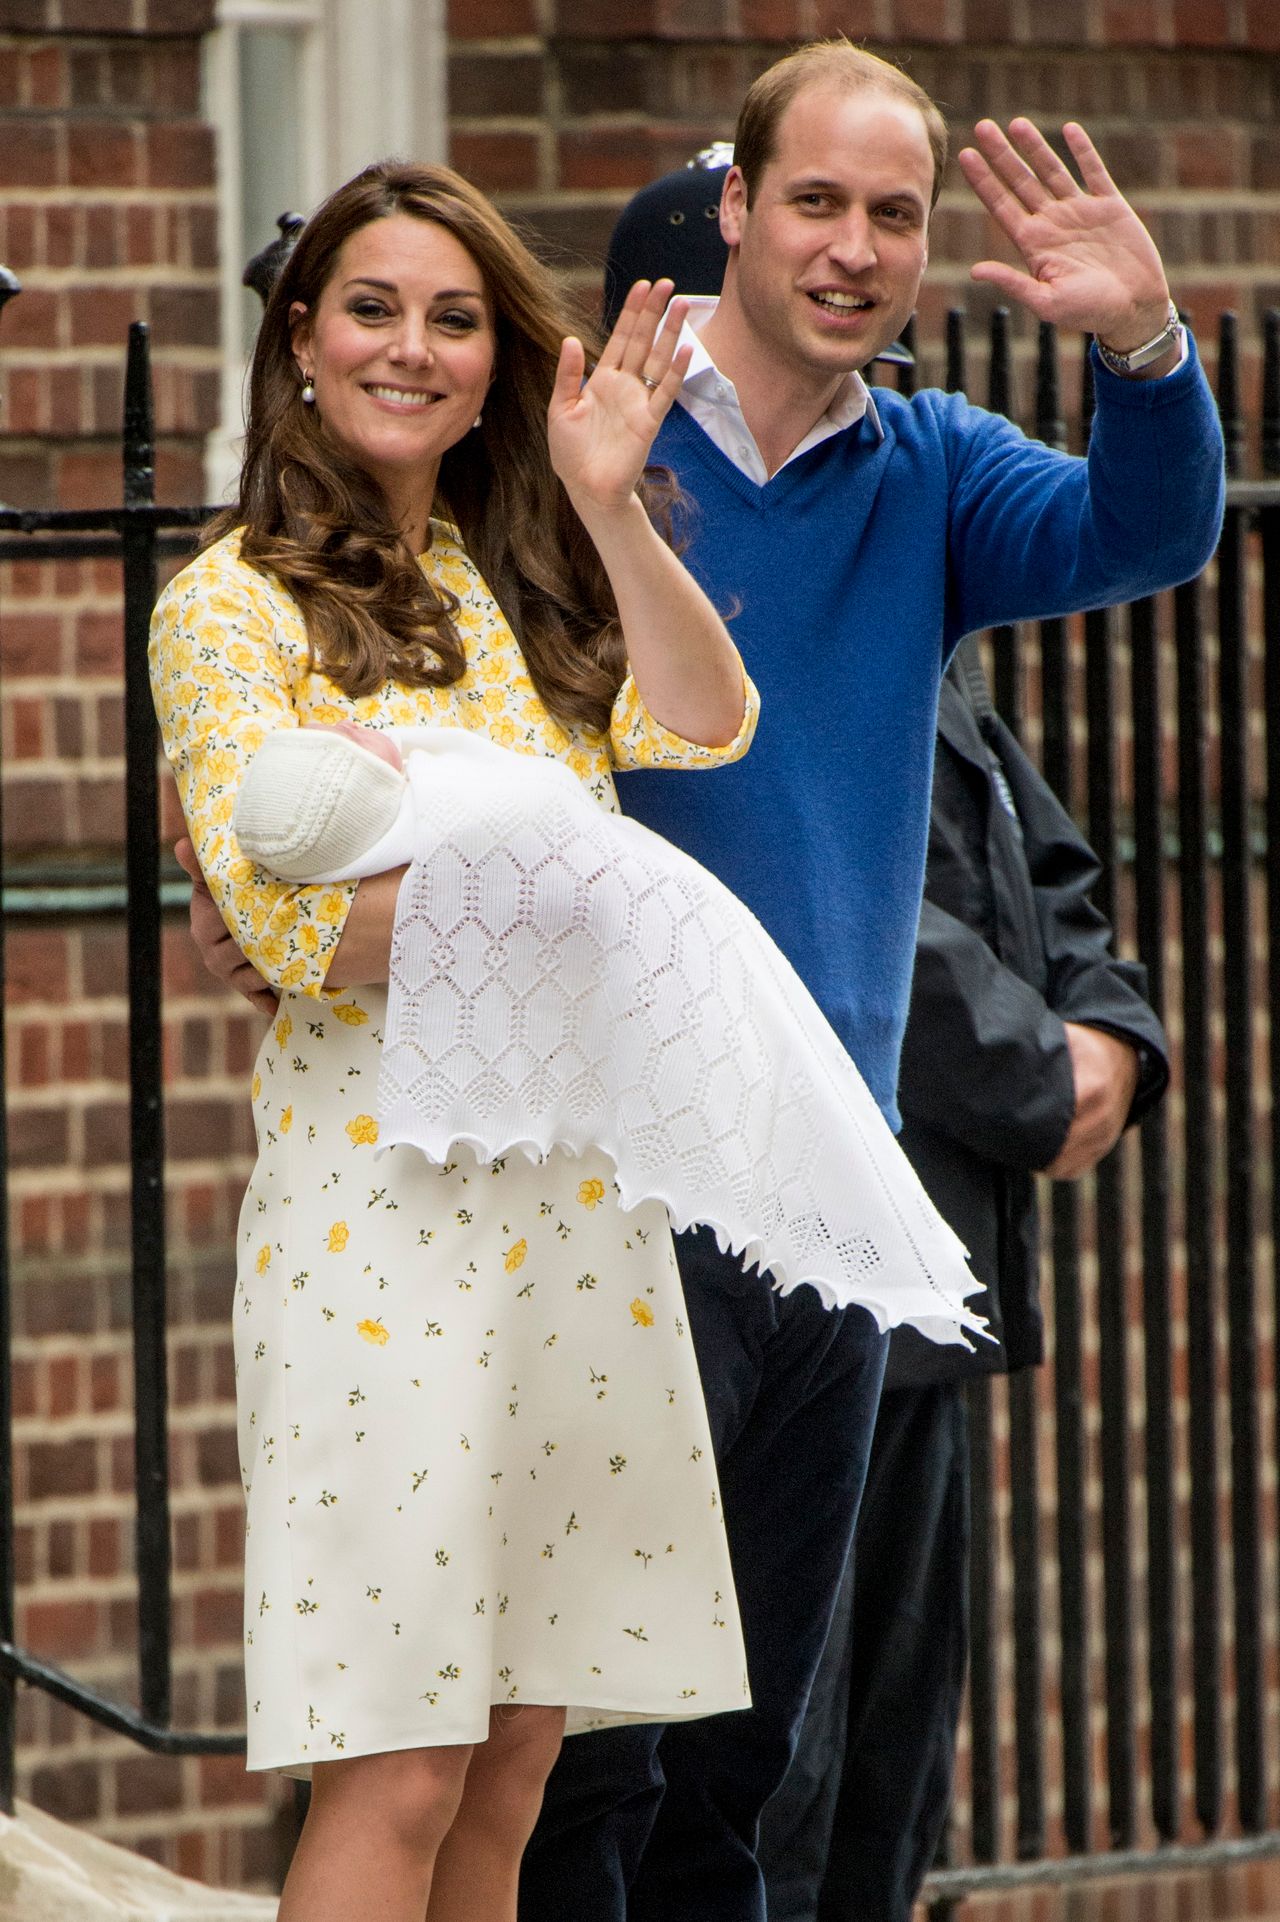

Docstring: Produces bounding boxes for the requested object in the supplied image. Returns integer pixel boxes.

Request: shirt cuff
[608,668,760,770]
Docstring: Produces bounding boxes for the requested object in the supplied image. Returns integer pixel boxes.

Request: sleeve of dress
[607,664,760,770]
[148,550,360,996]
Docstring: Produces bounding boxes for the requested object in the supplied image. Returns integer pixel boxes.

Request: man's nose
[827,209,877,274]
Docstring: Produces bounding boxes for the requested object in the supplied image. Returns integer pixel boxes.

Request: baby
[232,720,987,1346]
[233,720,419,884]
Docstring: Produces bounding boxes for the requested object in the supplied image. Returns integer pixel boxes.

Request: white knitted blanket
[235,725,986,1341]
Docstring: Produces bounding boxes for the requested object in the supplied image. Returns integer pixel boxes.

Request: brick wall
[450,0,1280,413]
[0,0,1276,1899]
[0,0,294,1893]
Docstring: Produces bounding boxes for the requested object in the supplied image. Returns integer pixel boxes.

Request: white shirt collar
[670,294,884,486]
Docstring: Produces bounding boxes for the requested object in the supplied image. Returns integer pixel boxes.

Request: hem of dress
[249,1691,752,1778]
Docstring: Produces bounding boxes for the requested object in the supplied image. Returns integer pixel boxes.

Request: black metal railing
[1,276,1280,1902]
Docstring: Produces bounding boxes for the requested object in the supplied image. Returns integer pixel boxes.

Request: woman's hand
[547,278,692,516]
[176,835,280,1017]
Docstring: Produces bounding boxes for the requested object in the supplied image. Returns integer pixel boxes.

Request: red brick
[65,0,134,22]
[48,1517,77,1578]
[1172,0,1229,39]
[150,284,218,348]
[44,201,77,267]
[76,610,123,675]
[145,121,215,191]
[68,121,139,190]
[7,929,69,1004]
[1173,128,1244,191]
[70,285,139,348]
[1104,0,1175,38]
[88,1517,122,1578]
[194,1584,243,1647]
[115,1753,183,1816]
[146,0,218,29]
[0,118,58,188]
[4,199,37,269]
[6,1094,69,1161]
[889,0,959,37]
[0,48,18,108]
[449,0,539,34]
[91,1353,123,1414]
[813,0,881,27]
[5,776,69,853]
[28,44,66,109]
[448,128,539,193]
[1,287,59,351]
[58,447,122,510]
[17,1024,50,1085]
[30,1759,100,1823]
[11,1359,37,1418]
[60,1190,93,1255]
[84,202,120,269]
[26,1437,97,1501]
[46,1355,80,1419]
[48,365,82,435]
[199,1752,264,1808]
[738,0,807,34]
[1244,0,1280,48]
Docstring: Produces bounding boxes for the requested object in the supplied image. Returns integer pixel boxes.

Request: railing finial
[243,211,306,310]
[1217,311,1243,481]
[122,320,155,509]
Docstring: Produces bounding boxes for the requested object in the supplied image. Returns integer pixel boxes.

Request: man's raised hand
[958,118,1174,357]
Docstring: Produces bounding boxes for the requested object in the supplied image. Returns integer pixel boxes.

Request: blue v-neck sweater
[621,345,1223,1128]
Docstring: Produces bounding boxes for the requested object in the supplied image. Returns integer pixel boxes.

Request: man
[518,37,1222,1922]
[593,149,1173,1922]
[756,635,1170,1922]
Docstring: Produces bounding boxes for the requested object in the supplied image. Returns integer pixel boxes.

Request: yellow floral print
[256,1245,271,1275]
[148,523,757,1002]
[505,1240,528,1273]
[345,1114,379,1146]
[332,1003,369,1027]
[577,1179,606,1209]
[630,1299,655,1328]
[356,1319,390,1346]
[328,1223,350,1253]
[280,1106,293,1134]
[275,1013,293,1050]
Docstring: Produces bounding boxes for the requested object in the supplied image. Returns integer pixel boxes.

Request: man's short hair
[734,40,948,211]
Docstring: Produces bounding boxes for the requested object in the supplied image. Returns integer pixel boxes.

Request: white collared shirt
[672,295,884,485]
[668,294,1188,484]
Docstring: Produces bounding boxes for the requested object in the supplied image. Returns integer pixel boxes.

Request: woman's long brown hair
[208,160,671,735]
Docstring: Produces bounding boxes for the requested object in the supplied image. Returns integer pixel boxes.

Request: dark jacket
[883,643,1169,1391]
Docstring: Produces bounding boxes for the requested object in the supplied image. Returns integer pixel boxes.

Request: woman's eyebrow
[340,277,486,299]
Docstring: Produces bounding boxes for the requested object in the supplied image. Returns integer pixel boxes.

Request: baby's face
[306,719,404,772]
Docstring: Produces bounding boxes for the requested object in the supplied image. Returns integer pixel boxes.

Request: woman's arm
[548,279,747,750]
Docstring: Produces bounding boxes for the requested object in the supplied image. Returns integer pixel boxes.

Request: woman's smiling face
[290,211,496,545]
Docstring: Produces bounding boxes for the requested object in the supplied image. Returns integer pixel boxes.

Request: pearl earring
[301,372,316,404]
[473,413,483,430]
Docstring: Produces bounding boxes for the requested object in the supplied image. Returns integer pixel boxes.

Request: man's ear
[719,166,748,250]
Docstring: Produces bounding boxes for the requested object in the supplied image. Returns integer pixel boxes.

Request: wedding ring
[639,373,660,390]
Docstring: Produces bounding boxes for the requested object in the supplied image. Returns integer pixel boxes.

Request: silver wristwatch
[1095,301,1183,376]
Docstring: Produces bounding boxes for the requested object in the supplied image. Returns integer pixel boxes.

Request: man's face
[721,84,935,383]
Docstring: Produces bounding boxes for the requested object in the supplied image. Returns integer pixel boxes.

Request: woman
[150,161,757,1922]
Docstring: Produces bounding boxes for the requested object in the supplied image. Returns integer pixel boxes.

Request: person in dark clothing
[757,636,1169,1922]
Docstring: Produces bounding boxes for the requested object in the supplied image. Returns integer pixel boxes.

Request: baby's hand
[304,719,403,772]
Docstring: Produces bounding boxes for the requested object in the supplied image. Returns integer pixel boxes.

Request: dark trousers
[759,1381,970,1922]
[519,1227,888,1922]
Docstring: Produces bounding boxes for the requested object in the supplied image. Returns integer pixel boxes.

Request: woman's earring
[473,413,483,430]
[301,372,316,405]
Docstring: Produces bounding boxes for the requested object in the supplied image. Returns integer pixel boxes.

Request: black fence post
[1214,313,1265,1831]
[0,263,22,1818]
[120,322,174,1730]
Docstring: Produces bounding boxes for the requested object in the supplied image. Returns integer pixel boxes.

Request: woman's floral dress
[149,526,758,1773]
